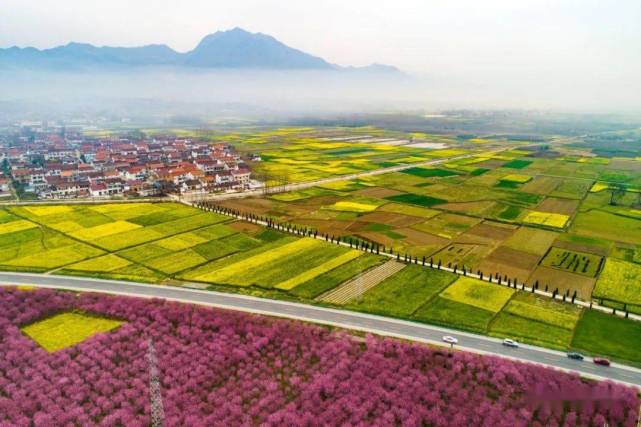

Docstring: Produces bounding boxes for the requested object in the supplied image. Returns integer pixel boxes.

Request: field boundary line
[191,202,641,324]
[317,259,405,304]
[1,278,640,390]
[3,270,641,376]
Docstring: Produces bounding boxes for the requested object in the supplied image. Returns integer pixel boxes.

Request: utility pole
[147,339,165,427]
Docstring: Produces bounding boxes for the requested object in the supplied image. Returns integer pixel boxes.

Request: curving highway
[1,271,640,389]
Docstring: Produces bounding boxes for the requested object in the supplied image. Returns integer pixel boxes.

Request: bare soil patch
[298,218,354,235]
[220,198,274,215]
[300,195,343,208]
[521,176,562,195]
[397,227,450,247]
[432,243,495,270]
[438,201,496,215]
[478,246,541,283]
[357,211,424,227]
[354,231,397,247]
[475,160,506,169]
[503,227,559,256]
[554,239,610,257]
[228,221,263,235]
[355,187,403,198]
[526,150,561,158]
[466,222,516,241]
[536,198,579,215]
[527,265,596,300]
[608,159,641,171]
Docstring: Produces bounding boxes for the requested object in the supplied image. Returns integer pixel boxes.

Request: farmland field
[440,277,514,312]
[489,293,582,349]
[347,265,456,317]
[593,258,641,306]
[540,247,603,277]
[502,228,558,256]
[215,139,641,320]
[522,211,569,228]
[2,126,641,369]
[21,311,122,353]
[289,253,385,299]
[414,296,497,333]
[572,310,641,363]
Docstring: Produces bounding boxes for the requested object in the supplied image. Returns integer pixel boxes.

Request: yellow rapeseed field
[22,312,122,352]
[66,254,132,272]
[0,219,37,235]
[275,250,362,290]
[590,182,609,193]
[522,211,569,228]
[23,205,73,216]
[196,238,322,284]
[440,277,515,313]
[70,220,141,241]
[327,201,379,213]
[501,174,532,183]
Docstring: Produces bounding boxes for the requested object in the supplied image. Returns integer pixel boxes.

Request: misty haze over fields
[3,58,640,120]
[2,1,641,119]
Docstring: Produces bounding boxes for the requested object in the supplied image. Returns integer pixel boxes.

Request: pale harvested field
[296,218,354,234]
[438,201,496,215]
[394,228,447,248]
[608,159,641,171]
[357,211,424,227]
[354,231,397,247]
[521,176,562,195]
[466,221,516,241]
[502,227,559,256]
[454,232,496,246]
[527,265,596,300]
[319,260,406,304]
[378,203,440,219]
[412,213,482,240]
[228,221,263,235]
[432,243,494,269]
[475,159,507,169]
[478,246,541,283]
[406,142,448,149]
[299,195,343,208]
[219,198,275,215]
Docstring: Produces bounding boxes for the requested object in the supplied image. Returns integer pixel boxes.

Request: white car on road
[442,335,458,345]
[502,338,519,348]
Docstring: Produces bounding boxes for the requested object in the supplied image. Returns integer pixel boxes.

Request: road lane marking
[1,277,640,389]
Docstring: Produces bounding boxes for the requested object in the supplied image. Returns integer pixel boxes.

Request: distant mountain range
[0,28,401,73]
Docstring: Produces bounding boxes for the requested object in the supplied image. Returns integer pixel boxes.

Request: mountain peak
[186,28,333,69]
[195,27,266,48]
[0,29,400,73]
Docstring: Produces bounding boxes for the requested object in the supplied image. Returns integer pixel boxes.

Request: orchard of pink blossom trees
[0,287,638,426]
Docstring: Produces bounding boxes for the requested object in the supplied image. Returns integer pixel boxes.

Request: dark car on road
[593,357,611,366]
[567,352,584,361]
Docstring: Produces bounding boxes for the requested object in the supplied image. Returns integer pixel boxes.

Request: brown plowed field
[527,265,596,300]
[536,197,579,215]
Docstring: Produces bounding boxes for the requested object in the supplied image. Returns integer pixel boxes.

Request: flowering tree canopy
[0,287,638,426]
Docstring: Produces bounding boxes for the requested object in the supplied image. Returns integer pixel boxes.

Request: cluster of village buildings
[0,131,257,199]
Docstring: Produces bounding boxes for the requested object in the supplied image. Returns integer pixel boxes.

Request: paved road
[1,272,640,388]
[0,152,490,206]
[179,150,502,202]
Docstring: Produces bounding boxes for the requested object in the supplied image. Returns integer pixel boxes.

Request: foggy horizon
[2,0,641,114]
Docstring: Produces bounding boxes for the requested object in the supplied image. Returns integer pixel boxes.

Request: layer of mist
[2,67,641,124]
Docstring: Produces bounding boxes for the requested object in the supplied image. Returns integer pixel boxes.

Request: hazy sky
[2,0,641,111]
[1,0,639,71]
